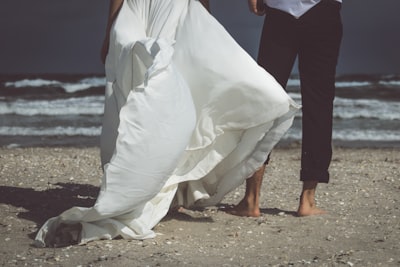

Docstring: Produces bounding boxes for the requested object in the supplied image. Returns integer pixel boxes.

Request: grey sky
[0,0,399,75]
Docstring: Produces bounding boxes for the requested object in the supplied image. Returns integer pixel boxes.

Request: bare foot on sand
[225,200,261,217]
[297,181,327,216]
[224,165,266,217]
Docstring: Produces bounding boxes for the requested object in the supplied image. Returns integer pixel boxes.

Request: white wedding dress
[34,0,299,247]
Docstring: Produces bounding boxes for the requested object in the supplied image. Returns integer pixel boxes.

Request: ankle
[239,195,259,209]
[297,180,327,216]
[302,180,318,190]
[299,192,316,208]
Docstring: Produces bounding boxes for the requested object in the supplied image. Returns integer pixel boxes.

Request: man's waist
[264,0,341,18]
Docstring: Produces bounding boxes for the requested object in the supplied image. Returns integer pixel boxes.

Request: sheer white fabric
[34,0,300,247]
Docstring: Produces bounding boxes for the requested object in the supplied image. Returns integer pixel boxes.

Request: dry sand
[0,146,399,266]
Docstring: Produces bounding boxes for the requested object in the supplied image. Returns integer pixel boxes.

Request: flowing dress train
[34,0,300,247]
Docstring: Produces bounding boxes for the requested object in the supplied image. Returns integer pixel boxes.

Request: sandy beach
[0,146,399,266]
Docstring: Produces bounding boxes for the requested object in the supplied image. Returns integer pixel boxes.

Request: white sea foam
[333,97,400,120]
[1,75,399,144]
[62,77,106,93]
[287,79,300,87]
[288,92,301,103]
[2,89,397,121]
[0,126,101,136]
[332,129,400,141]
[4,77,106,93]
[284,128,400,142]
[5,79,60,88]
[286,80,374,88]
[0,96,105,116]
[379,80,400,86]
[288,93,400,120]
[335,81,372,88]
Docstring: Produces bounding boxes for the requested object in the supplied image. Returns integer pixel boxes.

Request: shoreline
[0,146,399,266]
[1,135,399,149]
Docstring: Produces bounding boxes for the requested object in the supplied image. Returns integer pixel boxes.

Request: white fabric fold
[34,0,300,247]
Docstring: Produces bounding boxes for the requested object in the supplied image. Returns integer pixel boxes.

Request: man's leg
[297,0,343,216]
[227,7,297,217]
[297,181,325,216]
[226,164,266,217]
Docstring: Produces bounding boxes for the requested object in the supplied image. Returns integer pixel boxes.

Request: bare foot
[225,165,266,217]
[297,201,327,216]
[297,182,327,216]
[224,200,261,217]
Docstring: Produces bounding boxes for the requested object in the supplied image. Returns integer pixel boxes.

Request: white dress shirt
[264,0,342,18]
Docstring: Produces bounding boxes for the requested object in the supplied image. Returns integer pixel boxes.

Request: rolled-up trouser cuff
[300,169,330,183]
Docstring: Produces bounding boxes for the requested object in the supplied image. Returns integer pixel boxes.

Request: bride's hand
[100,35,110,65]
[247,0,266,16]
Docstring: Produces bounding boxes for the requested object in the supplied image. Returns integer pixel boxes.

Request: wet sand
[0,146,399,266]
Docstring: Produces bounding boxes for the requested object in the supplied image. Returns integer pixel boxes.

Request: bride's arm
[101,0,124,64]
[199,0,210,11]
[247,0,265,15]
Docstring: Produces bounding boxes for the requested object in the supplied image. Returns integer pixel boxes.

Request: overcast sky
[0,0,399,75]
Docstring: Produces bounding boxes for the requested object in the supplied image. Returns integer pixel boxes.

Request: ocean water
[0,74,399,148]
